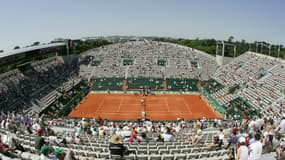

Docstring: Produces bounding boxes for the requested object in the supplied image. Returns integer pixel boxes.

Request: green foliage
[14,46,20,50]
[153,37,284,58]
[227,97,259,119]
[202,79,224,93]
[228,84,240,94]
[74,39,112,54]
[153,37,217,55]
[41,81,90,117]
[58,106,72,117]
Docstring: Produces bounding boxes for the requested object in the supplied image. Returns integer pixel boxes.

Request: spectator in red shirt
[128,133,141,143]
[0,135,18,158]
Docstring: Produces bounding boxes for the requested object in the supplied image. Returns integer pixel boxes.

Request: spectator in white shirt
[236,137,249,160]
[276,114,285,134]
[255,114,264,131]
[249,133,262,160]
[161,127,174,142]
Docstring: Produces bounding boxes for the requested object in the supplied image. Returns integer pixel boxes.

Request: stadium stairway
[29,100,42,113]
[34,99,47,109]
[122,79,127,91]
[163,80,167,91]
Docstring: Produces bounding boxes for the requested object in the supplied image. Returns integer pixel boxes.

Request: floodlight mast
[215,41,223,66]
[215,41,236,66]
[256,42,258,52]
[215,41,224,57]
[216,40,236,57]
[222,41,236,57]
[278,45,282,58]
[248,43,251,51]
[278,45,285,59]
[256,41,271,55]
[222,41,225,57]
[278,45,280,58]
[216,42,219,55]
[66,41,69,56]
[233,46,236,57]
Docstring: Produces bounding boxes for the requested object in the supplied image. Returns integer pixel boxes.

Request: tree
[228,36,234,42]
[74,39,112,54]
[51,38,65,43]
[14,46,20,50]
[32,41,40,46]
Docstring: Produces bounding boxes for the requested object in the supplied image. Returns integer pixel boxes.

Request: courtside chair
[170,149,180,154]
[98,152,110,159]
[149,145,158,150]
[140,142,148,145]
[149,154,162,160]
[180,148,191,154]
[209,151,218,157]
[176,145,184,149]
[149,141,157,145]
[159,149,169,154]
[174,154,187,160]
[124,154,136,160]
[110,154,123,160]
[86,151,97,158]
[167,145,176,150]
[199,152,210,159]
[148,149,159,154]
[187,153,199,159]
[137,149,148,154]
[158,145,167,150]
[136,154,149,160]
[192,147,201,153]
[162,154,175,160]
[138,145,148,150]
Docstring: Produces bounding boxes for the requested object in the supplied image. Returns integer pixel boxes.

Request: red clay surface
[68,93,221,120]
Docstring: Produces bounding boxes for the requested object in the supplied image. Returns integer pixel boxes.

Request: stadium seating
[166,78,199,91]
[127,77,163,90]
[92,77,123,90]
[79,41,218,80]
[212,52,285,118]
[0,40,285,160]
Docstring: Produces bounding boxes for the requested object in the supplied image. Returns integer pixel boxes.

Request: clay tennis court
[68,93,221,120]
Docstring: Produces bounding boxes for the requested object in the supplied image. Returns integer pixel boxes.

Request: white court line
[99,112,175,115]
[99,111,141,114]
[182,97,193,114]
[117,97,123,112]
[96,97,106,114]
[165,97,170,112]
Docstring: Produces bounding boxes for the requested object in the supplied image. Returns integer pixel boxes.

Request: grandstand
[0,40,283,159]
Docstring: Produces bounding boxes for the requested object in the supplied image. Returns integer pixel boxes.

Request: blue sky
[1,0,284,51]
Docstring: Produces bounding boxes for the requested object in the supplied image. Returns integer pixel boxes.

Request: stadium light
[66,41,69,56]
[234,45,237,57]
[216,41,236,57]
[222,41,225,57]
[278,45,280,58]
[277,45,283,58]
[248,43,251,51]
[279,45,285,59]
[255,42,258,52]
[215,41,236,65]
[256,41,271,55]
